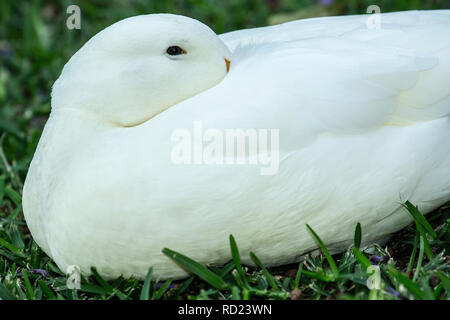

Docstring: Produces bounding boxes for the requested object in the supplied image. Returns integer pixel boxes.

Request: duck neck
[50,107,116,131]
[33,107,113,172]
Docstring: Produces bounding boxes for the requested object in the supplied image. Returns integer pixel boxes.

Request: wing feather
[215,10,449,133]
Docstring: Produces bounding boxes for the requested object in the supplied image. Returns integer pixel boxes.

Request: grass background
[0,0,449,300]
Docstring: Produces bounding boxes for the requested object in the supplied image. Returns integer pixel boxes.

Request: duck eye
[166,46,186,56]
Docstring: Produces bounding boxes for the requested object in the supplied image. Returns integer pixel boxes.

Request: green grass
[0,181,449,300]
[1,0,449,300]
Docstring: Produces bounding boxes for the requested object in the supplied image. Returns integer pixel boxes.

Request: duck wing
[209,11,450,138]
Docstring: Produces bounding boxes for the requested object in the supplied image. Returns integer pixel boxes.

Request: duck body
[23,11,450,280]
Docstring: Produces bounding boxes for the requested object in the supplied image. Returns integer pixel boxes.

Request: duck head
[51,14,232,127]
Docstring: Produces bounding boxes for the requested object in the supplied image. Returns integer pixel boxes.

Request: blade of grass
[231,286,241,300]
[13,279,26,299]
[435,271,450,296]
[0,176,5,204]
[407,230,419,272]
[352,247,372,271]
[249,251,280,291]
[388,265,424,300]
[414,221,434,260]
[4,186,22,206]
[90,267,113,293]
[0,238,26,258]
[412,236,425,282]
[21,269,35,300]
[174,275,194,299]
[306,224,339,279]
[152,278,173,300]
[140,267,153,300]
[300,269,330,282]
[403,201,437,239]
[162,248,228,290]
[354,223,362,249]
[433,283,443,299]
[0,134,23,189]
[229,234,249,289]
[421,279,435,300]
[242,288,250,300]
[79,284,108,295]
[232,269,246,288]
[217,262,235,278]
[37,280,56,299]
[0,282,16,300]
[111,288,129,300]
[292,262,303,290]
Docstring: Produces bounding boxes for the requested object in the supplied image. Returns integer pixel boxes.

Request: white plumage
[23,11,450,280]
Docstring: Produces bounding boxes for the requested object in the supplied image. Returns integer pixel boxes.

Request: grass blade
[250,252,280,290]
[293,262,303,290]
[421,279,435,300]
[79,284,108,295]
[162,248,228,290]
[352,247,372,271]
[0,238,26,258]
[112,288,129,300]
[306,224,339,279]
[403,201,437,239]
[407,230,419,272]
[231,286,241,300]
[435,271,450,296]
[229,234,249,288]
[90,267,113,293]
[388,265,424,300]
[354,223,362,249]
[174,275,194,299]
[153,278,173,300]
[38,280,56,299]
[21,269,35,300]
[300,269,330,282]
[217,262,235,278]
[4,186,22,206]
[412,236,425,282]
[414,221,434,260]
[0,282,16,300]
[140,267,153,300]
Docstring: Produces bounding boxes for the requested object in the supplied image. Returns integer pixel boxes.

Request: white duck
[23,11,450,280]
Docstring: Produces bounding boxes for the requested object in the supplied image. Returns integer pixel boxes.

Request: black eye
[166,46,186,56]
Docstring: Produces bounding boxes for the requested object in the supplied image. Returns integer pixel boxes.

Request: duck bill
[225,58,231,72]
